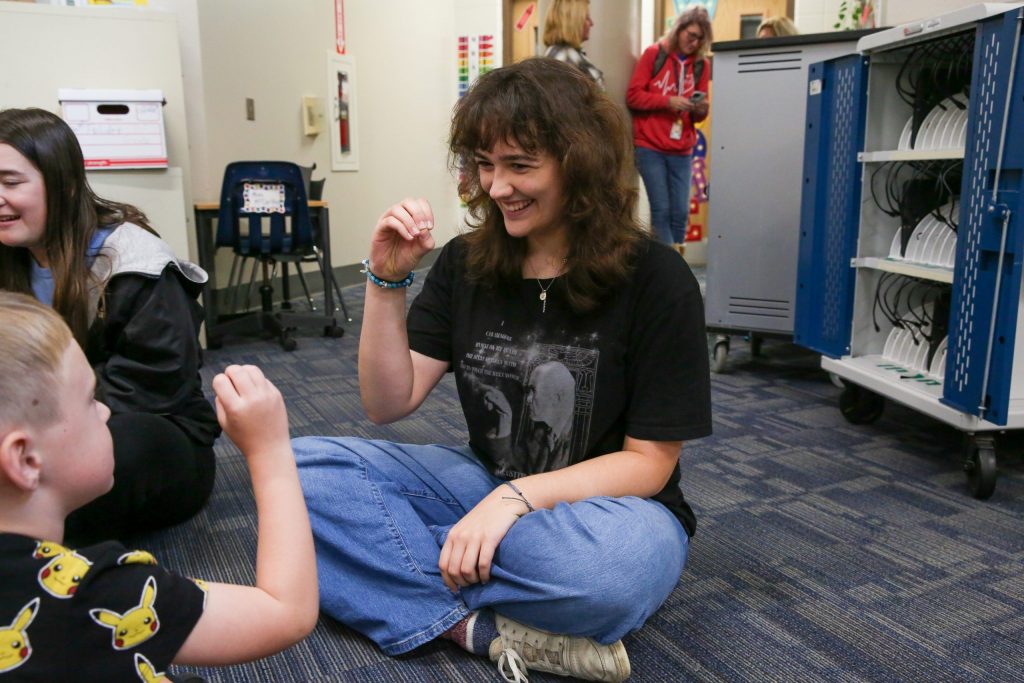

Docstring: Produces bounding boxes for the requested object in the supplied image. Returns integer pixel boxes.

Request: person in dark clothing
[0,107,219,544]
[294,58,712,683]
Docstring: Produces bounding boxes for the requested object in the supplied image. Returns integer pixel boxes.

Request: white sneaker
[488,614,631,682]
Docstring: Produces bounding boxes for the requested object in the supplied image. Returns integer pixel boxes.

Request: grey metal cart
[705,30,874,372]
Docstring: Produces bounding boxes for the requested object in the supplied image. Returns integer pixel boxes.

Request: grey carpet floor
[143,271,1024,683]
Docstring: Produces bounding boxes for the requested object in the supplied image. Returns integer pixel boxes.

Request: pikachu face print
[89,576,160,650]
[117,550,157,566]
[0,598,38,674]
[33,541,93,599]
[133,652,166,683]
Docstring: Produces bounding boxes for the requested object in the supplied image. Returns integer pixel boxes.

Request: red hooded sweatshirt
[626,42,710,155]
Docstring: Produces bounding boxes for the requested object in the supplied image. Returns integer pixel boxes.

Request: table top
[194,200,328,211]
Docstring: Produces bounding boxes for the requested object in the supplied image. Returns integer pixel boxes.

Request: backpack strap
[651,44,669,78]
[693,58,705,88]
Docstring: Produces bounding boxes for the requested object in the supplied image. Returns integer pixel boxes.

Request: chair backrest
[297,162,316,198]
[309,178,326,201]
[215,161,313,255]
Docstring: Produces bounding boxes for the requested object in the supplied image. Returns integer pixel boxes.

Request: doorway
[506,0,541,64]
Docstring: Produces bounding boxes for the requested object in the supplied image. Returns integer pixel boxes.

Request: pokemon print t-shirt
[0,533,205,682]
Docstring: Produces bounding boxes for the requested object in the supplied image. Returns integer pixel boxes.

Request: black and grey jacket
[86,223,221,447]
[544,43,605,90]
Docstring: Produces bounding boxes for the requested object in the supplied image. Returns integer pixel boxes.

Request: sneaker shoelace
[497,648,529,683]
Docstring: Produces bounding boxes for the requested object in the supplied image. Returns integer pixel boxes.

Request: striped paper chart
[457,35,494,98]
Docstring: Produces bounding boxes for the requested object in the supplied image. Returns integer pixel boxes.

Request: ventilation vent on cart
[727,297,791,318]
[737,50,803,73]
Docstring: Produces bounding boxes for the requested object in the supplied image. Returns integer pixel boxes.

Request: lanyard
[671,54,688,96]
[671,54,688,125]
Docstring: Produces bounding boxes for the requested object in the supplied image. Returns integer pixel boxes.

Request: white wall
[173,0,503,275]
[0,2,194,260]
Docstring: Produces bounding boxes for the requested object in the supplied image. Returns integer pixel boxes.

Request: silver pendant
[539,292,547,302]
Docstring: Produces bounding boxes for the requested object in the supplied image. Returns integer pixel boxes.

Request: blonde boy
[0,292,317,681]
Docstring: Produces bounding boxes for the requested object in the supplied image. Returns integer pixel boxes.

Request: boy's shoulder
[0,533,206,681]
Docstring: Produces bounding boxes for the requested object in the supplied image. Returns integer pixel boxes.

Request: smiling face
[475,139,567,244]
[0,143,47,264]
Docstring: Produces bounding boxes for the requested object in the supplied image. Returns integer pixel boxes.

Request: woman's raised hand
[368,197,436,281]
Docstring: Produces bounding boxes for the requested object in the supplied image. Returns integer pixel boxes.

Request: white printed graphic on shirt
[460,329,597,475]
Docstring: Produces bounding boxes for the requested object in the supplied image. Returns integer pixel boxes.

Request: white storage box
[58,89,167,169]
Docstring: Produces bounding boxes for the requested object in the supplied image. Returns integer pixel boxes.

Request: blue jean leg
[294,437,496,654]
[635,146,693,244]
[294,437,689,654]
[458,495,689,644]
[666,152,694,244]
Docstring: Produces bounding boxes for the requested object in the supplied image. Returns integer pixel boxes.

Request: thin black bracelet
[501,480,536,513]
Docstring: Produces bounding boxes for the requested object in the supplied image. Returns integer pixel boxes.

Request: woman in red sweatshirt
[626,6,712,252]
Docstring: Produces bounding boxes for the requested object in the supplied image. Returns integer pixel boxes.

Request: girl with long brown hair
[0,107,219,544]
[294,58,711,682]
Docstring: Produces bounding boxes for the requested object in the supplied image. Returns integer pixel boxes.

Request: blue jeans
[635,146,693,245]
[293,437,689,655]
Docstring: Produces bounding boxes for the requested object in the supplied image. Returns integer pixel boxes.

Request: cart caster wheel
[750,335,763,357]
[324,325,345,338]
[838,383,885,424]
[712,339,729,374]
[280,334,298,352]
[963,436,997,500]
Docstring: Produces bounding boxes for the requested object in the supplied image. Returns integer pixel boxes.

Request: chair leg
[261,259,296,351]
[295,265,316,311]
[225,254,241,314]
[243,258,259,312]
[315,248,351,322]
[331,269,351,322]
[281,262,292,310]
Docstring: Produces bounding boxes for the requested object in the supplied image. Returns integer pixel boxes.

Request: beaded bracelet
[361,259,415,289]
[501,480,536,514]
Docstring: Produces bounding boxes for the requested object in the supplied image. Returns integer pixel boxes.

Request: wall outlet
[245,97,255,121]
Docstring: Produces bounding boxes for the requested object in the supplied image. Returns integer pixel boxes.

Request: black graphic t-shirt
[407,236,711,536]
[0,534,206,682]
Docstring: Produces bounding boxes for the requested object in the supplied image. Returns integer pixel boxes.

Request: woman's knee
[504,498,686,625]
[292,436,371,469]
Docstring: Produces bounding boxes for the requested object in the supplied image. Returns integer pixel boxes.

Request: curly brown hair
[449,57,644,313]
[0,108,155,346]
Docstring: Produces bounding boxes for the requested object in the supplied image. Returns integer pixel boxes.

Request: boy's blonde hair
[0,292,73,430]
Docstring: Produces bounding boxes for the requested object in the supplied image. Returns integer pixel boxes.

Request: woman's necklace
[536,277,554,313]
[528,257,567,314]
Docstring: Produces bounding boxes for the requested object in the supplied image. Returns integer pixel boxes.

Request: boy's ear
[0,430,43,492]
